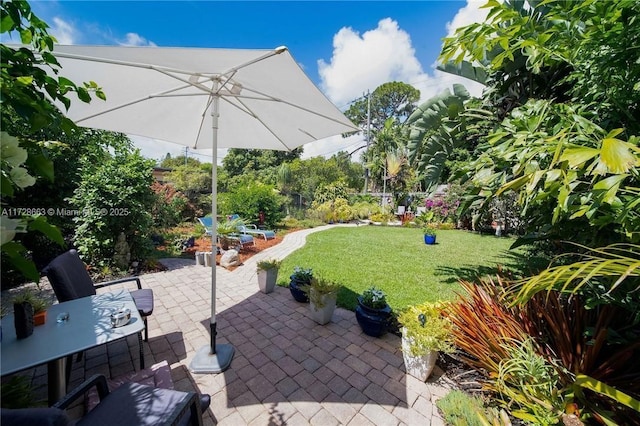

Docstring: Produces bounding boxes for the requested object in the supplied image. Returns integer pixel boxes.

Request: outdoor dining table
[1,289,144,405]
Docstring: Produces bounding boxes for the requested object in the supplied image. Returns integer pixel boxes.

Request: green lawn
[278,226,531,311]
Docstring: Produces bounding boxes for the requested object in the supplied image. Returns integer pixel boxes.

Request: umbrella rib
[241,86,358,129]
[192,95,215,149]
[74,82,205,123]
[222,96,293,150]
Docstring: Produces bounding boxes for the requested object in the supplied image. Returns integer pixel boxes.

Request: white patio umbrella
[42,44,358,373]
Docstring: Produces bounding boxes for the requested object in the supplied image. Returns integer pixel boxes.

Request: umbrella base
[190,344,235,373]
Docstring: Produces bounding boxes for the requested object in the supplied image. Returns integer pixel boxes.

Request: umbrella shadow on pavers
[194,286,422,419]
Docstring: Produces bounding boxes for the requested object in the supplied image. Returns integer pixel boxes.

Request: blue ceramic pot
[424,234,436,245]
[289,276,310,303]
[355,297,391,337]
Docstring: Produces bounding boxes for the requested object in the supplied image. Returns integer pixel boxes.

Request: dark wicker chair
[1,374,211,426]
[43,250,154,371]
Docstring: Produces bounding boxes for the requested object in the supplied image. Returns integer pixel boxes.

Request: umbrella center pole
[210,322,217,354]
[190,91,234,374]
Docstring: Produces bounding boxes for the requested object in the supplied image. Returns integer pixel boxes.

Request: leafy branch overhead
[1,1,105,281]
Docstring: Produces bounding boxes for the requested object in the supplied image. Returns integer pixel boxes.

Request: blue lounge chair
[237,223,276,240]
[197,217,214,235]
[197,217,255,247]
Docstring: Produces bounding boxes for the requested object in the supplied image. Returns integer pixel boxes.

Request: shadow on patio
[189,286,446,424]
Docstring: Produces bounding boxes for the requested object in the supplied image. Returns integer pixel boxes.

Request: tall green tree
[345,81,420,133]
[287,155,363,205]
[160,155,202,169]
[222,148,303,177]
[345,82,419,192]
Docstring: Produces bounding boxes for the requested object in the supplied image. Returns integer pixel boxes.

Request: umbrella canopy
[51,45,356,150]
[43,44,358,372]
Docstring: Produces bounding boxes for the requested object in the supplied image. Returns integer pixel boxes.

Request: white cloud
[119,33,157,47]
[446,0,490,37]
[50,17,77,45]
[311,10,490,160]
[318,18,423,107]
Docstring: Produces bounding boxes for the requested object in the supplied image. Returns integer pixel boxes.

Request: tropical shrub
[70,151,156,266]
[218,182,285,229]
[460,100,640,247]
[446,279,529,376]
[307,201,333,223]
[424,195,458,224]
[151,182,191,229]
[308,198,355,223]
[313,181,349,204]
[351,201,381,220]
[1,2,103,282]
[451,251,640,424]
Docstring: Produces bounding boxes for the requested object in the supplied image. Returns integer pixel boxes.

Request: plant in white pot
[256,259,281,294]
[397,301,454,381]
[307,277,340,325]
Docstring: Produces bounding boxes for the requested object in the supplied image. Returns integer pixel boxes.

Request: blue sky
[26,1,486,161]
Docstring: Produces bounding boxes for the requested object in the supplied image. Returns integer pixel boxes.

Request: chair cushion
[86,361,172,411]
[43,250,96,302]
[261,230,276,239]
[130,289,154,317]
[237,234,253,244]
[78,382,196,426]
[1,407,71,426]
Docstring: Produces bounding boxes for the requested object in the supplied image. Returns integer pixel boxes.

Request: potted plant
[422,224,438,245]
[355,287,392,337]
[13,290,49,328]
[256,259,281,294]
[11,292,35,339]
[307,277,340,325]
[289,266,312,303]
[217,217,242,250]
[398,302,454,381]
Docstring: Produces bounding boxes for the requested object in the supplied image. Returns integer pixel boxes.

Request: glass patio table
[1,289,144,405]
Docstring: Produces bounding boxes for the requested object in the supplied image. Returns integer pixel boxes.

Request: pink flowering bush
[424,195,460,224]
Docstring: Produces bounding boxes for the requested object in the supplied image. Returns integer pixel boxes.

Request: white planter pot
[401,327,438,381]
[309,289,337,325]
[258,269,278,294]
[203,252,213,267]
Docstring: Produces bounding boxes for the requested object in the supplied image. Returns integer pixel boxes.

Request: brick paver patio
[5,225,454,425]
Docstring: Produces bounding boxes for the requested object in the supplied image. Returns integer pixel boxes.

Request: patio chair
[197,217,213,236]
[237,222,276,240]
[198,216,255,248]
[42,250,154,371]
[1,373,211,426]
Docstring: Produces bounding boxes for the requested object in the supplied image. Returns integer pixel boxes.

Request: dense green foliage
[218,181,285,229]
[432,0,640,248]
[69,151,156,265]
[463,101,639,246]
[438,1,640,422]
[0,1,104,282]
